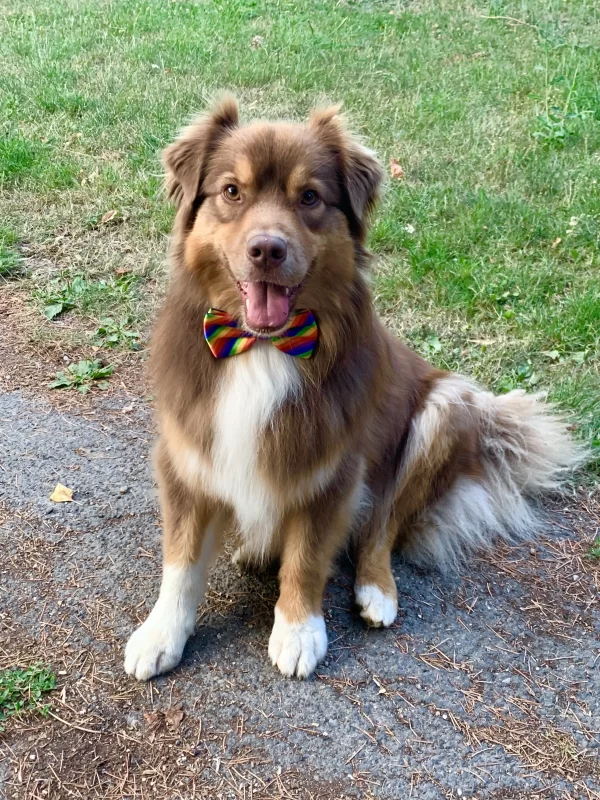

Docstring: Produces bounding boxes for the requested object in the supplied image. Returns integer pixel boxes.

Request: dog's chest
[205,344,300,544]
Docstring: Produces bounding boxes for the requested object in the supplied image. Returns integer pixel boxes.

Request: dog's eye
[223,184,241,201]
[300,189,319,207]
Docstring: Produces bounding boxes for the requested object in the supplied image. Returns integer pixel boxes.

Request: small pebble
[119,486,129,494]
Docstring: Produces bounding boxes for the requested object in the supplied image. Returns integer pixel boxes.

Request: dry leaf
[50,483,73,503]
[81,168,99,186]
[115,267,131,276]
[551,237,562,249]
[165,708,185,731]
[101,209,118,224]
[143,710,164,742]
[389,158,404,180]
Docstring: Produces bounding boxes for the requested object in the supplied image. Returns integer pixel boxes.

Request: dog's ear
[309,105,384,240]
[163,95,239,209]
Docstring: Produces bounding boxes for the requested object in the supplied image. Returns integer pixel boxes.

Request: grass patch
[49,359,114,394]
[0,0,598,469]
[0,664,56,729]
[0,225,20,276]
[0,128,79,189]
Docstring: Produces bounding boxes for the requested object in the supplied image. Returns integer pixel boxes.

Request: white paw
[355,584,397,628]
[124,612,191,681]
[125,562,206,681]
[268,608,327,678]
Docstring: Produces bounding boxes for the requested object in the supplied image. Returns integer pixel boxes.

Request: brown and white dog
[124,97,581,680]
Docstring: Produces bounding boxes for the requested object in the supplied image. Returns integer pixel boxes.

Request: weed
[38,274,93,319]
[533,107,593,148]
[532,62,596,149]
[0,665,56,729]
[37,273,139,320]
[497,361,542,393]
[408,330,444,359]
[92,317,141,349]
[589,538,600,559]
[49,359,114,394]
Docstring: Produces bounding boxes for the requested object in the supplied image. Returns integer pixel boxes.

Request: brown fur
[125,97,580,680]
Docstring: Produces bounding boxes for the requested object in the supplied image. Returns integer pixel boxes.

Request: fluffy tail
[402,377,586,572]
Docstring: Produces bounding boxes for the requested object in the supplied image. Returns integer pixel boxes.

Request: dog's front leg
[124,443,221,681]
[268,490,355,679]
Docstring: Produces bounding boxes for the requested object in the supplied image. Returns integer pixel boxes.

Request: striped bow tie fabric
[203,308,318,359]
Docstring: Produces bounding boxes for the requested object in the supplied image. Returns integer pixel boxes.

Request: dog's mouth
[237,281,301,333]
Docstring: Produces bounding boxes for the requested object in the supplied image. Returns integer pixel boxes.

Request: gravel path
[1,389,598,799]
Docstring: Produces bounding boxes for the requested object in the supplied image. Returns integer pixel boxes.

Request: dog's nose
[246,234,288,271]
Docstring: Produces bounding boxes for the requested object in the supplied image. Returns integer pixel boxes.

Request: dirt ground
[1,299,599,800]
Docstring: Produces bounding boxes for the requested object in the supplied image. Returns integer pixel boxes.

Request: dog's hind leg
[354,376,483,624]
[232,542,278,574]
[124,441,222,681]
[354,511,398,628]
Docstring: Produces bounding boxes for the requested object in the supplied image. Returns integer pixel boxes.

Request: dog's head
[164,96,384,334]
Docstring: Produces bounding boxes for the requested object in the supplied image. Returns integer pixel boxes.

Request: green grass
[0,0,598,469]
[0,665,56,729]
[0,225,20,276]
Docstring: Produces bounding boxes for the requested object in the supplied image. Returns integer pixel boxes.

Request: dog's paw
[124,612,189,681]
[268,608,327,678]
[355,584,397,628]
[232,545,263,573]
[232,544,277,574]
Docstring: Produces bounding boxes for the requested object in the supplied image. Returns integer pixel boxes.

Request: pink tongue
[243,282,290,329]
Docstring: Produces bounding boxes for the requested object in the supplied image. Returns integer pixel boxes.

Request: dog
[124,97,581,681]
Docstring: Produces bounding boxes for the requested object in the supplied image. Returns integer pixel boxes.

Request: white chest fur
[180,344,301,557]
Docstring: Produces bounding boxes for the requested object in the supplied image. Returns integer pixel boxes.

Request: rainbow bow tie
[203,308,318,359]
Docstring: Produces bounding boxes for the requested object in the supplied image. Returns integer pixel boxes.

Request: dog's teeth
[285,288,290,296]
